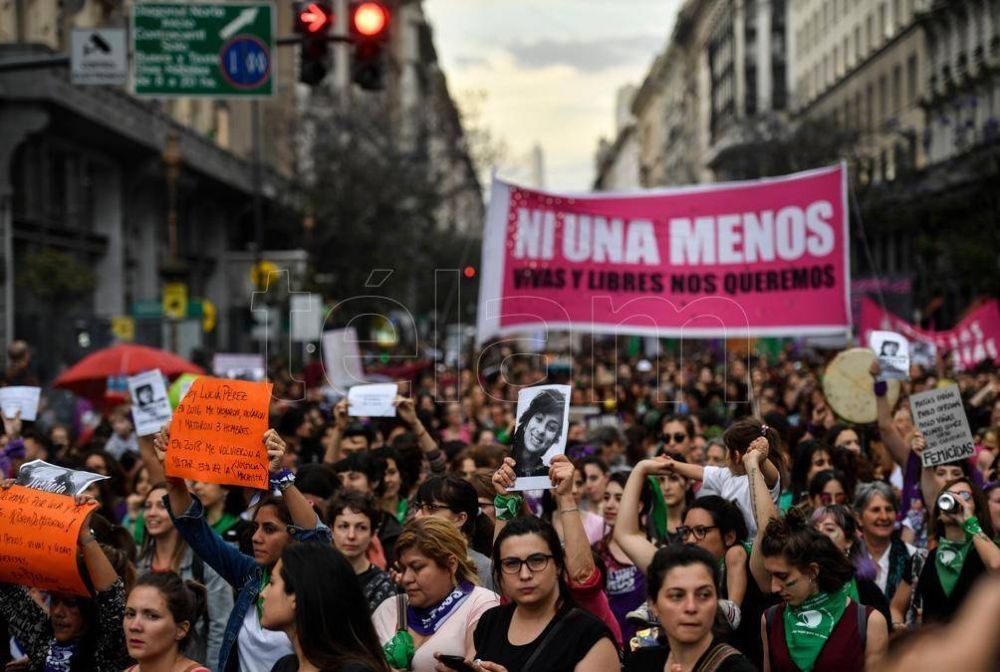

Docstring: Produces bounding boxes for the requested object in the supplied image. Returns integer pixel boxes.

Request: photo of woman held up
[509,385,570,490]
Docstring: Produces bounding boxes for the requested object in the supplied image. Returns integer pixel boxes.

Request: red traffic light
[352,1,389,37]
[298,2,333,33]
[463,266,476,278]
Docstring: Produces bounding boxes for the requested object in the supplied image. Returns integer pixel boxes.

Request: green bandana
[647,476,668,542]
[494,493,523,521]
[846,576,859,604]
[256,566,270,622]
[383,629,415,669]
[935,537,972,597]
[783,582,850,672]
[212,512,240,536]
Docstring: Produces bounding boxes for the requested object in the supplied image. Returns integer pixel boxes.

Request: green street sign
[132,2,275,97]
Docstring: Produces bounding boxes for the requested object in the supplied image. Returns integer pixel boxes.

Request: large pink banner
[477,165,850,344]
[859,298,1000,370]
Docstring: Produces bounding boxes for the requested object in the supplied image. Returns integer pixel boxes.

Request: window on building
[834,46,840,78]
[893,0,903,27]
[892,64,902,113]
[855,26,861,60]
[844,36,850,69]
[855,91,864,127]
[866,83,874,130]
[867,14,874,51]
[906,53,918,106]
[879,3,888,41]
[879,74,888,122]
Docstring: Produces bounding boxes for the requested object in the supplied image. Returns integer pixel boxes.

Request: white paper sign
[911,385,976,467]
[511,384,571,491]
[0,386,41,421]
[347,383,398,417]
[869,330,910,381]
[213,353,266,381]
[128,369,173,437]
[322,328,366,391]
[290,293,324,343]
[16,459,109,496]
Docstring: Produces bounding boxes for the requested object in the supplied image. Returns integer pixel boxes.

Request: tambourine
[823,348,901,423]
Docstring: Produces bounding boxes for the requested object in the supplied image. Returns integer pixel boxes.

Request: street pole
[251,100,263,263]
[161,130,182,353]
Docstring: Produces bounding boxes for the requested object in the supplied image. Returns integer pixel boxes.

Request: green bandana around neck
[935,537,972,597]
[783,581,850,672]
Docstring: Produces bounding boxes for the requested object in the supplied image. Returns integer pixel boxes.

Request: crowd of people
[1,336,999,671]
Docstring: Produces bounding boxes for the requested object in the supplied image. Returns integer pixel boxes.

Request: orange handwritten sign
[166,377,273,489]
[0,486,97,596]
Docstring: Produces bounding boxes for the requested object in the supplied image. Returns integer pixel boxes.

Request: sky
[422,0,683,192]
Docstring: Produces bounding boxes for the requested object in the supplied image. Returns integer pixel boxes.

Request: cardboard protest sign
[868,330,910,381]
[166,377,273,489]
[510,384,571,491]
[911,385,976,467]
[17,459,109,496]
[129,369,172,437]
[347,383,398,417]
[0,386,41,421]
[0,485,97,596]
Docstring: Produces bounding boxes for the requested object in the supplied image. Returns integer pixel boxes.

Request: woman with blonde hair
[372,517,499,672]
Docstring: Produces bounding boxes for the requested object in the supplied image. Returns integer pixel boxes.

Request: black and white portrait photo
[510,384,571,490]
[869,330,910,381]
[135,383,156,407]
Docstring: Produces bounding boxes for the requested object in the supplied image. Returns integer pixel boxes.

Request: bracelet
[559,507,579,514]
[270,468,296,492]
[873,380,888,397]
[494,493,523,521]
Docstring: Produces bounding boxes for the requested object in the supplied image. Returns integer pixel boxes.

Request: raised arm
[745,437,778,592]
[613,457,667,573]
[871,361,910,466]
[154,426,194,517]
[395,396,446,474]
[76,497,119,592]
[550,455,594,584]
[137,431,166,486]
[322,399,349,464]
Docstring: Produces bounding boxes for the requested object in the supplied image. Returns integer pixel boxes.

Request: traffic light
[350,1,390,90]
[294,0,334,86]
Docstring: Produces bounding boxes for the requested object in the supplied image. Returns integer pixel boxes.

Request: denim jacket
[165,493,331,672]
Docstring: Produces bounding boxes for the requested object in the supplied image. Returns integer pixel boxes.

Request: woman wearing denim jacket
[155,428,332,672]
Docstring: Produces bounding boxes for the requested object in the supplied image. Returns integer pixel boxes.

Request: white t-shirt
[372,587,499,672]
[237,602,294,672]
[697,466,781,537]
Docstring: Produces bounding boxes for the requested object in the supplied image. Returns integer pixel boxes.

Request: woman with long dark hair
[890,476,1000,627]
[510,389,566,478]
[436,516,619,672]
[155,427,331,672]
[262,544,390,672]
[593,472,646,644]
[124,572,210,672]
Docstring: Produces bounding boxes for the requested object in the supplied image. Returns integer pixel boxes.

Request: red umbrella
[53,344,205,400]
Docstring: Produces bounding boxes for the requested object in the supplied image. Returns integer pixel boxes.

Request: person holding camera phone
[890,476,1000,627]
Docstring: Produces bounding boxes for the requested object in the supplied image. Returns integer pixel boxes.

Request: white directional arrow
[219,8,259,39]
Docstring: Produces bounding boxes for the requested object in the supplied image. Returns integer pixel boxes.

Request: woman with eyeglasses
[373,517,498,672]
[435,516,619,672]
[412,474,495,590]
[852,482,914,600]
[744,441,889,672]
[890,476,1000,628]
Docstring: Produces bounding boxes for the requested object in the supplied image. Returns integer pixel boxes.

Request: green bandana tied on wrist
[494,493,523,521]
[783,581,851,672]
[383,629,415,669]
[256,566,270,622]
[935,536,973,597]
[647,476,668,542]
[962,516,983,538]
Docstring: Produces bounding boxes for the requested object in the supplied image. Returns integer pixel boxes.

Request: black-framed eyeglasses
[678,525,718,541]
[665,432,688,444]
[499,553,553,575]
[416,502,453,515]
